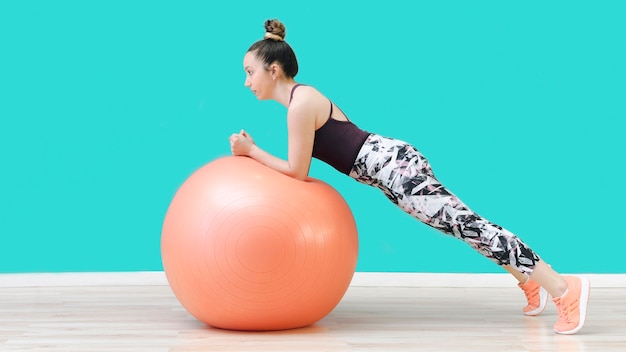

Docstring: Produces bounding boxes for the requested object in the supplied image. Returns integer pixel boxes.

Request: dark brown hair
[247,19,299,78]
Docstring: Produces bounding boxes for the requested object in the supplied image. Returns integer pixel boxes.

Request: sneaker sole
[554,276,590,335]
[524,286,549,316]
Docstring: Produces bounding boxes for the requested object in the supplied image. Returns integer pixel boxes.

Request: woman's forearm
[247,144,305,180]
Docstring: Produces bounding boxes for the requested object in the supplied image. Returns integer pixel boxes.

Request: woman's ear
[270,63,281,80]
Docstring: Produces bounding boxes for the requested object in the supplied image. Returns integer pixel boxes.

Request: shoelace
[554,297,574,322]
[522,284,538,306]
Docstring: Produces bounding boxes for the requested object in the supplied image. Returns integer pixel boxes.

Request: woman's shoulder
[291,84,327,105]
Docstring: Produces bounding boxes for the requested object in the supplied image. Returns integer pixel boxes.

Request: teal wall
[1,1,624,274]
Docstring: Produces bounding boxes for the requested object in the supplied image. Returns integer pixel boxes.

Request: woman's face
[243,51,273,100]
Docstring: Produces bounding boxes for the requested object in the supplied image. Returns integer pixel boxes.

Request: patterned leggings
[349,134,540,274]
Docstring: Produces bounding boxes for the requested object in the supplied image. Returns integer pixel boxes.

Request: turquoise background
[1,1,624,274]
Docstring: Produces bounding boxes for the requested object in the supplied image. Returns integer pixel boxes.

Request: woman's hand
[229,129,255,156]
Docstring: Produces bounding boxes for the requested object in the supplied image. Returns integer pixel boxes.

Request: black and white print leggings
[349,134,540,274]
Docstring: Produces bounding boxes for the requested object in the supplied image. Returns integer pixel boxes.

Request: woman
[229,19,589,335]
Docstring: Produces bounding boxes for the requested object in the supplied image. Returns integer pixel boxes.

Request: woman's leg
[351,135,541,275]
[528,261,568,296]
[503,265,529,284]
[350,134,589,334]
[503,263,566,297]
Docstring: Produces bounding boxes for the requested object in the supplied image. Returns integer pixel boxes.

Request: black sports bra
[289,84,371,175]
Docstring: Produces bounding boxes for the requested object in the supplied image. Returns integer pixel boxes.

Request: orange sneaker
[552,276,590,335]
[518,277,548,316]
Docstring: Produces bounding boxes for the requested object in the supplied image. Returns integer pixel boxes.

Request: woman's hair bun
[263,19,286,41]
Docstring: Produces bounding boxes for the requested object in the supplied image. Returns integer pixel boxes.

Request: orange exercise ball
[161,156,359,331]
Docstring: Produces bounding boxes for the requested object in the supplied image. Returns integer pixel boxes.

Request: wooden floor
[1,285,624,351]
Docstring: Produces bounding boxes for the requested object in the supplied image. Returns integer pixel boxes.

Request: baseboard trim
[0,272,168,288]
[350,272,626,288]
[1,272,625,288]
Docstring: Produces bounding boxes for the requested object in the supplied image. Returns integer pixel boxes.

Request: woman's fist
[229,129,255,156]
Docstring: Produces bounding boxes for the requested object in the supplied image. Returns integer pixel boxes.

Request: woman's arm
[229,96,317,181]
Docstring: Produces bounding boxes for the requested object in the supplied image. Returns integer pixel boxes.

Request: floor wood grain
[1,285,624,351]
